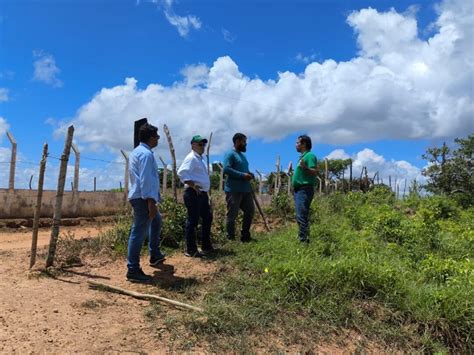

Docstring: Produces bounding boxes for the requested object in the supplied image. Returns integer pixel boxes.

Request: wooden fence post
[29,175,34,190]
[324,158,329,193]
[163,124,177,202]
[46,125,74,268]
[255,170,263,195]
[30,143,48,269]
[349,159,353,191]
[121,149,129,202]
[6,131,16,190]
[158,155,168,197]
[94,177,97,192]
[217,163,224,193]
[317,176,323,194]
[71,143,80,194]
[274,155,280,196]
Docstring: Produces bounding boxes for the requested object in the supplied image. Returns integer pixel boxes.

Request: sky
[0,0,472,191]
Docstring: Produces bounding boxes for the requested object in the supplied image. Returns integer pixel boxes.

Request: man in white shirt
[177,135,214,257]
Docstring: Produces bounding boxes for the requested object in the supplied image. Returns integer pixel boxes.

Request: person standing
[289,135,318,243]
[126,123,166,282]
[178,135,214,257]
[223,133,255,242]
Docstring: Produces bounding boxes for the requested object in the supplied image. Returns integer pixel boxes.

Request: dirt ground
[0,223,382,353]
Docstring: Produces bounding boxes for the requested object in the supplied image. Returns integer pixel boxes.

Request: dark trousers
[183,188,213,253]
[225,192,255,240]
[294,187,314,242]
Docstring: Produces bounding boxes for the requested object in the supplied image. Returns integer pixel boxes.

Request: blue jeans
[127,198,164,272]
[225,192,255,240]
[183,188,213,254]
[294,187,314,242]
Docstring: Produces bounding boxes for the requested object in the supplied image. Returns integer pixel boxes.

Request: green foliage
[422,134,474,206]
[270,191,293,217]
[160,197,187,247]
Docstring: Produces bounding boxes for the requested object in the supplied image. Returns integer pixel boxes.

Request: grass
[181,189,473,352]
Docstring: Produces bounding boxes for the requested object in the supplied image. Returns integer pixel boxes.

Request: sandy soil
[0,225,385,353]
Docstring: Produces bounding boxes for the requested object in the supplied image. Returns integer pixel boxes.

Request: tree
[422,134,473,206]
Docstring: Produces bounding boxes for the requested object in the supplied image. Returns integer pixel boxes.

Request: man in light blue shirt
[126,123,166,282]
[178,135,214,257]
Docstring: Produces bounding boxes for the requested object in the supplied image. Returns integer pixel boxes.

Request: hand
[299,159,308,170]
[243,173,254,181]
[193,185,201,194]
[147,199,158,220]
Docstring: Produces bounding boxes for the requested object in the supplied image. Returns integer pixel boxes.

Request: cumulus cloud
[326,148,424,189]
[32,50,63,87]
[149,0,201,37]
[0,88,9,102]
[60,0,473,163]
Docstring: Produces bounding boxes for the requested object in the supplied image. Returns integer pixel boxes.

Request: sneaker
[126,268,152,283]
[149,254,166,267]
[184,250,205,258]
[241,237,255,243]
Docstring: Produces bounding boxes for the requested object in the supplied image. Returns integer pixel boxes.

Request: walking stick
[251,187,270,232]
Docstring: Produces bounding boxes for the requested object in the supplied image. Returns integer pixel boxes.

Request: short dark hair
[298,135,312,150]
[139,123,159,143]
[232,133,247,144]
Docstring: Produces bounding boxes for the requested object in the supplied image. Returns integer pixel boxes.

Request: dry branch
[163,124,177,201]
[87,280,203,312]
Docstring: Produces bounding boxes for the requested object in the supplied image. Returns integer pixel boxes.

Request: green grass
[183,189,473,352]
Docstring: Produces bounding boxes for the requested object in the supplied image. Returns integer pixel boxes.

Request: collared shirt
[128,143,161,202]
[291,150,317,188]
[177,150,210,192]
[223,149,252,193]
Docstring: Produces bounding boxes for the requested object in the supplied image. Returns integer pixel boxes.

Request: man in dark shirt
[223,133,255,242]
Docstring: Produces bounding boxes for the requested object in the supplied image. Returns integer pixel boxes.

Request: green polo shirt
[291,151,317,188]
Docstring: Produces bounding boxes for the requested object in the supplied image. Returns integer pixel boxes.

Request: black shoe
[201,246,215,255]
[126,268,152,283]
[241,237,255,243]
[184,250,205,258]
[149,254,166,267]
[299,238,310,244]
[227,236,235,241]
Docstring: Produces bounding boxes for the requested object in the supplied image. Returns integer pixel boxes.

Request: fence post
[324,158,329,193]
[256,170,263,195]
[121,150,129,202]
[29,175,33,190]
[163,124,177,202]
[349,159,353,191]
[30,143,48,269]
[6,131,16,190]
[317,176,323,194]
[274,155,280,196]
[94,177,97,192]
[46,125,74,268]
[158,155,167,198]
[217,163,224,193]
[71,143,80,193]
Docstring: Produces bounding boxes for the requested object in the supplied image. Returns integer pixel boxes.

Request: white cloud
[295,52,318,64]
[32,50,63,87]
[0,117,9,142]
[327,148,424,189]
[148,0,201,37]
[59,0,473,164]
[222,28,236,43]
[0,88,9,102]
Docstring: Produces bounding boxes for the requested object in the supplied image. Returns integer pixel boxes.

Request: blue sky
[0,0,472,190]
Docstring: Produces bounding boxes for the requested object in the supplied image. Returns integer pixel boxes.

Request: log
[87,280,203,312]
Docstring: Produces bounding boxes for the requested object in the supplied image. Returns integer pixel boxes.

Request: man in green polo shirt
[289,135,318,243]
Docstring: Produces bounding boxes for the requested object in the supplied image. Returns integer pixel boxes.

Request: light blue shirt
[128,143,160,203]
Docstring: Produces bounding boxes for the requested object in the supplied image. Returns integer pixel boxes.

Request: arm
[299,155,318,176]
[139,153,159,219]
[223,153,247,179]
[178,156,201,192]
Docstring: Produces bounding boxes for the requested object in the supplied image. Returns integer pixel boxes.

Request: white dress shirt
[177,150,211,192]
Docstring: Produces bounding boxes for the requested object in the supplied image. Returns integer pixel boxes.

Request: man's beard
[240,146,247,152]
